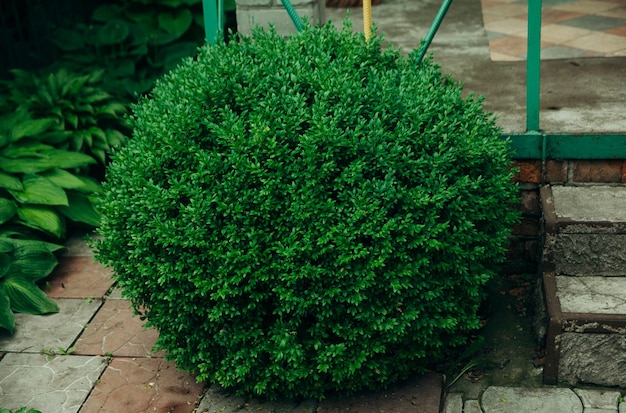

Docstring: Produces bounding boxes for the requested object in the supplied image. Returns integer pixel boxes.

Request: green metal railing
[508,0,626,160]
[203,0,626,160]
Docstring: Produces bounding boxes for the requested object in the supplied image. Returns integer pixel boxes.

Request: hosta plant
[0,107,103,240]
[2,68,129,165]
[0,235,62,334]
[95,21,519,399]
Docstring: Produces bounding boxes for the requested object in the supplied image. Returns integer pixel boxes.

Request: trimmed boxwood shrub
[94,21,519,399]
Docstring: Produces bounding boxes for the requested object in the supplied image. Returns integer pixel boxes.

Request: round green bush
[95,21,519,399]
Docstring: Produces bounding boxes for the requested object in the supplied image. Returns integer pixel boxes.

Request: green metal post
[416,0,454,64]
[203,0,221,44]
[526,0,542,132]
[281,0,304,32]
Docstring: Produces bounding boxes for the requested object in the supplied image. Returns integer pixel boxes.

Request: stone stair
[540,184,626,388]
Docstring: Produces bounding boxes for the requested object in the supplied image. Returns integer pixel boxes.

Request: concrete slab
[196,385,318,413]
[317,373,442,413]
[79,357,204,413]
[557,276,626,314]
[574,389,622,410]
[0,353,106,413]
[481,386,583,413]
[442,393,463,413]
[552,186,626,223]
[464,399,482,413]
[73,299,165,357]
[0,299,101,353]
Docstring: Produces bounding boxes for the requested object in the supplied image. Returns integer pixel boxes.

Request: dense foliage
[95,21,519,399]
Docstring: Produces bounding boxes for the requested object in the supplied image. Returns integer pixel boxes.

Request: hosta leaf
[0,148,96,174]
[0,171,23,191]
[0,198,17,225]
[97,19,130,45]
[0,239,14,253]
[58,192,101,227]
[40,169,102,193]
[0,275,59,314]
[2,142,54,158]
[105,129,126,147]
[9,175,69,206]
[0,236,63,253]
[16,207,64,238]
[0,252,10,278]
[10,244,58,281]
[0,291,15,333]
[11,118,57,142]
[158,9,193,37]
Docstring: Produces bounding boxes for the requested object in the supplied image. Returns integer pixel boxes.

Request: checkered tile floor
[481,0,626,60]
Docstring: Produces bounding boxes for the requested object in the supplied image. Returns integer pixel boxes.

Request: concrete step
[539,185,626,389]
[542,185,626,276]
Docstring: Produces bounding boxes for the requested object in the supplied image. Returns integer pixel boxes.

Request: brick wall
[235,0,326,36]
[506,159,626,274]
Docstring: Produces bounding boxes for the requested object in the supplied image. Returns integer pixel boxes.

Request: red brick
[544,160,567,183]
[572,160,623,183]
[513,161,541,183]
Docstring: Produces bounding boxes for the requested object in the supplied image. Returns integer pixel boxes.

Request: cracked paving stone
[0,299,101,353]
[556,276,626,314]
[0,353,106,413]
[47,257,115,300]
[481,386,582,413]
[73,299,165,357]
[80,357,204,413]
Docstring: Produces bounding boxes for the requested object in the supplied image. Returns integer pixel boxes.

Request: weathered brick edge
[507,159,626,274]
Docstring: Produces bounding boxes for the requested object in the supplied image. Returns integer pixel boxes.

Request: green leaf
[0,252,10,278]
[11,118,57,142]
[0,147,96,174]
[10,244,58,281]
[58,192,101,227]
[16,207,64,238]
[0,291,15,334]
[0,172,23,191]
[158,9,193,37]
[9,175,69,206]
[0,275,59,314]
[96,20,130,45]
[0,236,63,253]
[0,198,17,225]
[40,169,102,193]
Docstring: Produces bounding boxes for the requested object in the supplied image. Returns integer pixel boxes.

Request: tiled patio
[482,0,626,60]
[0,236,203,413]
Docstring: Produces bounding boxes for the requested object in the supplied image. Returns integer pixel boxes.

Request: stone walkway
[445,387,625,413]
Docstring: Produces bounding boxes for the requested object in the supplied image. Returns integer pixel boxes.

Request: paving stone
[584,409,619,413]
[443,393,463,413]
[574,388,621,410]
[80,357,204,413]
[464,399,482,413]
[620,401,626,413]
[552,185,626,222]
[0,299,101,353]
[47,257,114,299]
[317,373,442,413]
[0,352,106,413]
[481,386,582,413]
[557,276,626,314]
[73,299,165,357]
[196,385,318,413]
